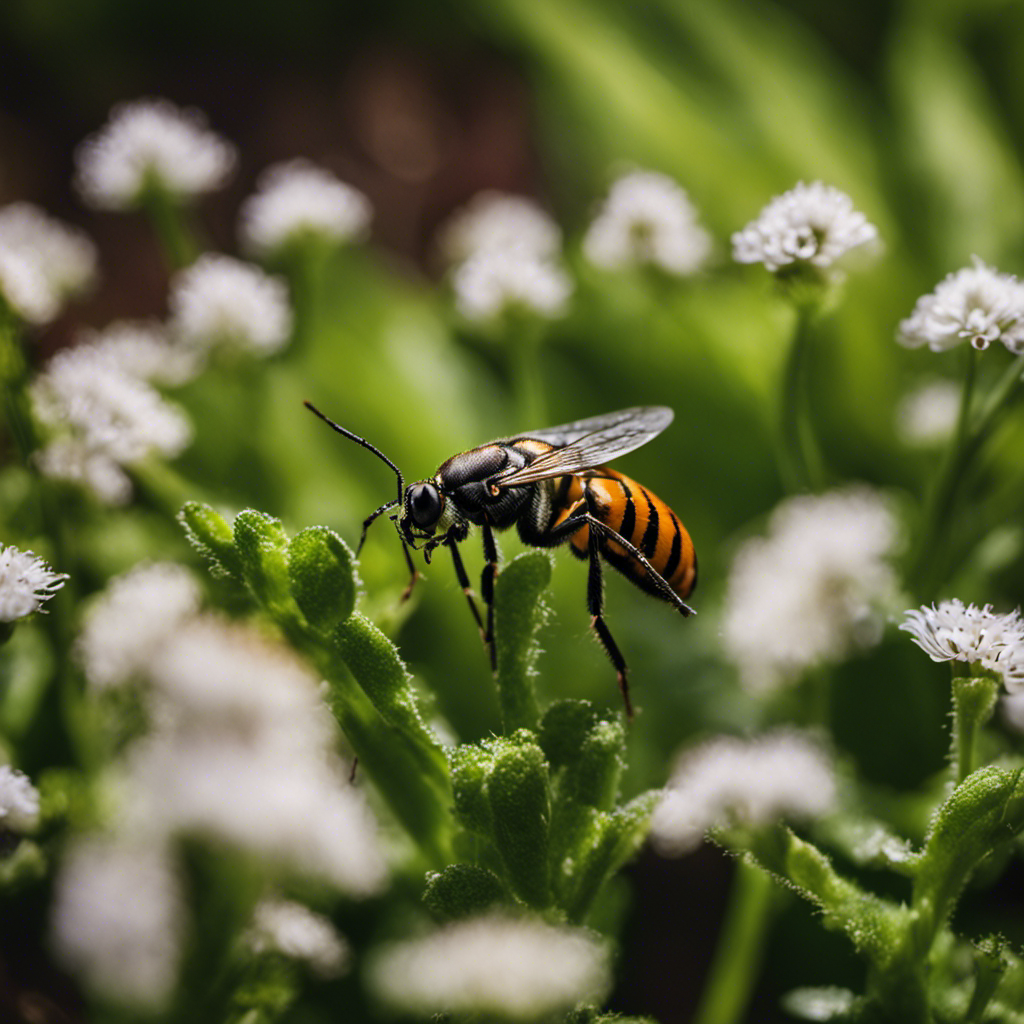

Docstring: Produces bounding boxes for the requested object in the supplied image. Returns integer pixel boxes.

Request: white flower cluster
[650,730,837,855]
[73,320,202,387]
[168,253,292,356]
[897,258,1024,353]
[583,169,711,276]
[31,341,193,506]
[240,159,372,255]
[441,191,572,323]
[439,191,561,264]
[367,915,610,1020]
[75,98,237,210]
[76,562,385,890]
[722,487,900,693]
[0,544,68,622]
[900,599,1024,691]
[247,898,350,978]
[0,203,97,324]
[54,562,386,1005]
[51,837,185,1008]
[896,380,960,446]
[0,764,41,832]
[732,181,878,276]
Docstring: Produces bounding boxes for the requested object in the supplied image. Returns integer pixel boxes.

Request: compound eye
[409,483,443,528]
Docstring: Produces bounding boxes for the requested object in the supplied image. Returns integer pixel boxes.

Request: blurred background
[4,0,1024,1019]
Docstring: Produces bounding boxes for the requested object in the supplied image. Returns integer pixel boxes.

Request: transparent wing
[494,406,674,487]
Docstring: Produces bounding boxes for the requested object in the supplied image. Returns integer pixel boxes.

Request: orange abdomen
[557,470,697,599]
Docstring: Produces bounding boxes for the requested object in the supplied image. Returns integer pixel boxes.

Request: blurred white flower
[0,765,41,832]
[109,614,386,894]
[896,380,960,446]
[897,258,1024,353]
[583,169,711,276]
[240,160,372,255]
[452,247,572,322]
[0,203,97,324]
[0,544,67,622]
[247,898,350,978]
[168,254,292,356]
[75,562,202,690]
[651,730,837,855]
[1001,691,1024,734]
[722,487,900,693]
[75,98,236,210]
[900,599,1024,691]
[74,320,203,387]
[51,836,185,1008]
[31,344,192,504]
[439,191,561,264]
[367,916,610,1019]
[732,181,878,277]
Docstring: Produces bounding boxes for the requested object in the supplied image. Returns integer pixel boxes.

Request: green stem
[282,241,328,360]
[509,319,547,429]
[693,859,776,1024]
[143,186,201,269]
[778,302,824,493]
[910,349,1024,599]
[950,667,998,785]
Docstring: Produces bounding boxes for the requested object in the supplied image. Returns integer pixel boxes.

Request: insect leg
[586,519,634,720]
[398,538,419,603]
[359,498,399,554]
[446,535,486,638]
[480,518,499,671]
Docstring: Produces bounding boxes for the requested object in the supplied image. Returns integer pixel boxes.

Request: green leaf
[539,699,605,769]
[423,864,508,920]
[913,766,1024,938]
[492,551,552,733]
[287,526,357,631]
[233,509,294,613]
[449,743,497,836]
[178,501,243,581]
[487,735,552,908]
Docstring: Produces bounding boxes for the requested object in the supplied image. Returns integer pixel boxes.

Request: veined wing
[494,406,674,487]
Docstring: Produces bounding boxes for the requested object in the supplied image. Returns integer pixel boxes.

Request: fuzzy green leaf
[233,509,293,612]
[539,699,606,769]
[423,864,508,920]
[913,766,1024,938]
[487,735,552,908]
[178,501,243,581]
[492,551,552,733]
[449,743,497,836]
[287,526,357,631]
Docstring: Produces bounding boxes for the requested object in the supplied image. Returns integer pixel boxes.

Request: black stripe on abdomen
[663,514,683,580]
[618,479,636,540]
[640,489,659,558]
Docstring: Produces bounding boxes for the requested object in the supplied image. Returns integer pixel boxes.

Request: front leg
[480,518,499,671]
[446,533,485,639]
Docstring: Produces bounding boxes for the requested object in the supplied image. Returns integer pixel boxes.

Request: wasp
[304,402,696,717]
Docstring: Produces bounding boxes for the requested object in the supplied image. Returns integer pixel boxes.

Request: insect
[304,402,696,717]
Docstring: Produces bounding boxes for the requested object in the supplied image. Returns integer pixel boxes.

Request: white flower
[0,765,41,832]
[75,98,236,210]
[31,344,192,504]
[0,203,97,324]
[34,440,133,506]
[168,254,292,356]
[900,600,1024,691]
[75,562,201,690]
[452,247,572,322]
[0,545,67,622]
[650,731,837,855]
[897,258,1024,353]
[439,192,561,264]
[247,899,350,978]
[896,380,961,445]
[240,160,372,255]
[583,170,711,276]
[74,320,203,387]
[732,181,878,276]
[722,487,900,693]
[366,916,610,1019]
[110,614,386,894]
[51,836,185,1008]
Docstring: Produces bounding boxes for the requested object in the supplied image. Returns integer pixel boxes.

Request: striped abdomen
[555,470,697,600]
